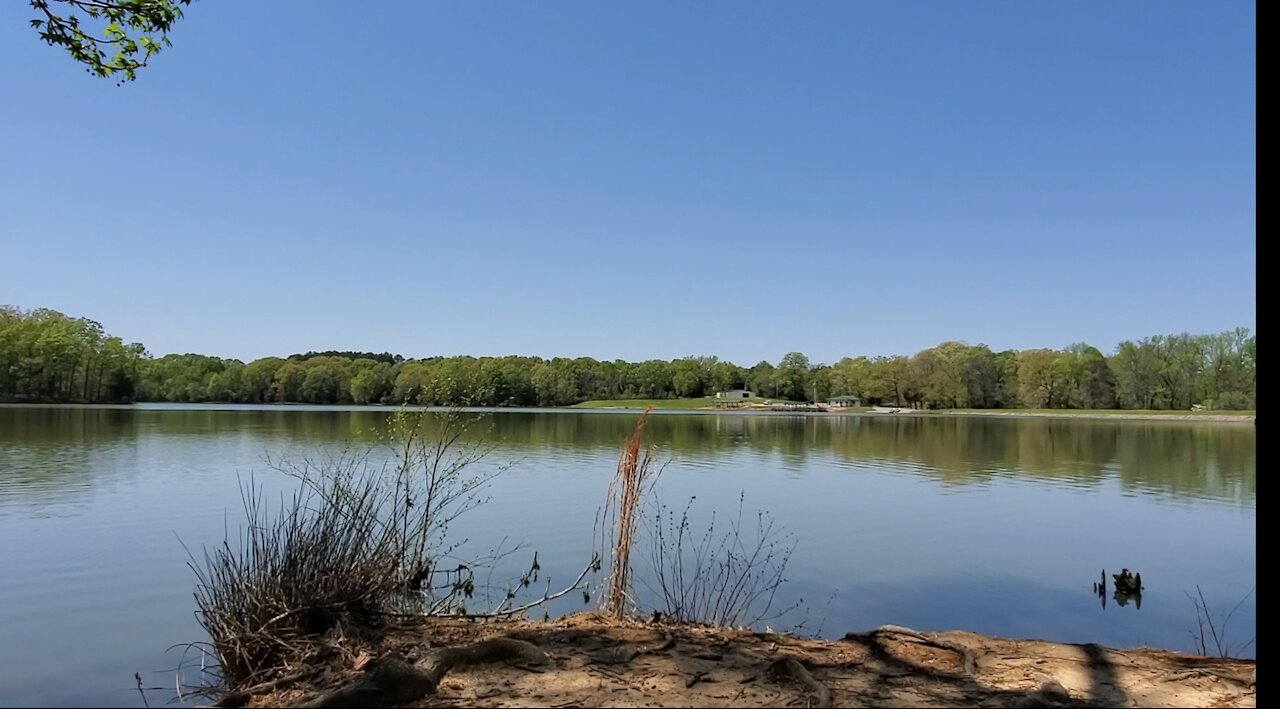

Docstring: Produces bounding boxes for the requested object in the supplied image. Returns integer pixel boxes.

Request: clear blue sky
[0,2,1255,365]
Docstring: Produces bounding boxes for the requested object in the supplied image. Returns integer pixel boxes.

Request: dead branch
[456,558,599,620]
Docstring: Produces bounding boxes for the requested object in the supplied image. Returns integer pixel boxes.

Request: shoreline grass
[573,396,1249,419]
[573,397,725,409]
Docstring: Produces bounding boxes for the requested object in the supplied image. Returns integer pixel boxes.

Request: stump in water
[1111,568,1143,609]
[1112,568,1143,595]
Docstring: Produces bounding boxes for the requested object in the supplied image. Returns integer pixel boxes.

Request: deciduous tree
[29,0,192,81]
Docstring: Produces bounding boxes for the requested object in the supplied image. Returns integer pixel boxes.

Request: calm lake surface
[0,404,1257,707]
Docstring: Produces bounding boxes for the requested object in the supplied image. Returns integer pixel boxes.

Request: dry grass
[187,408,507,690]
[187,474,403,688]
[596,409,798,629]
[187,407,603,694]
[600,408,659,618]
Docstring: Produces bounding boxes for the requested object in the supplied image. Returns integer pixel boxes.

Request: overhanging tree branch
[29,0,192,82]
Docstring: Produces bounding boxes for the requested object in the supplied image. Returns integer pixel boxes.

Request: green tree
[349,360,394,405]
[29,0,192,81]
[991,350,1020,408]
[807,364,833,403]
[272,361,307,402]
[1016,349,1067,408]
[775,352,811,401]
[138,353,227,401]
[0,307,19,396]
[0,303,1258,411]
[532,359,579,406]
[99,337,144,401]
[206,362,245,402]
[0,307,146,403]
[911,342,976,409]
[1240,332,1257,408]
[747,361,776,398]
[866,355,911,407]
[239,358,285,403]
[301,367,340,403]
[1058,343,1116,409]
[671,356,713,398]
[708,360,745,394]
[632,359,674,399]
[493,356,538,405]
[392,362,434,404]
[962,345,1003,409]
[830,356,872,399]
[1110,340,1159,409]
[1148,334,1205,409]
[1199,328,1255,409]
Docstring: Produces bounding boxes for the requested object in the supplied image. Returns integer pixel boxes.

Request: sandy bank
[237,614,1255,708]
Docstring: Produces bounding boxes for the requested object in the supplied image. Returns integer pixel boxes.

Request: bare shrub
[188,474,403,688]
[598,410,799,628]
[643,492,798,628]
[189,407,596,690]
[270,407,504,612]
[1187,585,1255,658]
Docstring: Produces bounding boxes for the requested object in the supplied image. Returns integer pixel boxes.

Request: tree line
[1,306,1255,410]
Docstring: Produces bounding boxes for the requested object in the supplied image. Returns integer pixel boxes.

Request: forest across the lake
[0,305,1256,411]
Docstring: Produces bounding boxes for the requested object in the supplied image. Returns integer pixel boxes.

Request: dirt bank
[237,614,1255,708]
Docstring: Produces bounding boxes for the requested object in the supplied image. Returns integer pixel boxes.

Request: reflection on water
[0,405,1257,707]
[1,406,1257,506]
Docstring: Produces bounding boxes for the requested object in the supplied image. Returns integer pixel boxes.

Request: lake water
[0,404,1257,707]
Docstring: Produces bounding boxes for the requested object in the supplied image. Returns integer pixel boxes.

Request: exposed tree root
[583,632,676,666]
[294,656,436,708]
[429,636,550,674]
[861,624,981,676]
[233,615,1256,709]
[1163,668,1256,687]
[294,637,547,708]
[767,656,832,708]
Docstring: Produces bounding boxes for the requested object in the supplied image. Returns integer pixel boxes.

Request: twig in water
[134,672,150,708]
[1186,585,1255,658]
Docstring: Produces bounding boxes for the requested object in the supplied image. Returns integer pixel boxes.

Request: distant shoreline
[0,401,1255,423]
[578,405,1256,423]
[571,398,1255,422]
